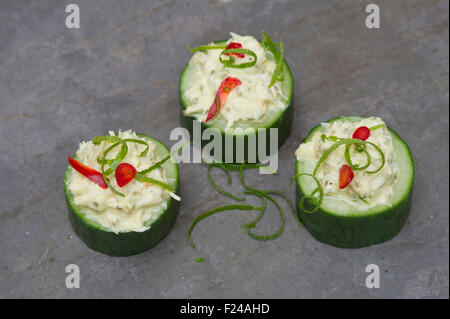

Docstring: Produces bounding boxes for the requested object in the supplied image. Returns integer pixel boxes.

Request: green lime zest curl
[321,134,341,142]
[101,141,126,197]
[314,138,384,175]
[187,44,227,52]
[344,144,371,171]
[243,189,285,240]
[139,143,188,175]
[187,161,297,250]
[90,134,181,198]
[93,135,124,166]
[187,204,262,249]
[240,192,266,233]
[219,48,257,69]
[238,164,285,240]
[207,164,245,201]
[97,138,148,170]
[101,142,128,176]
[369,123,386,131]
[265,189,302,226]
[294,133,386,214]
[134,173,174,192]
[92,135,122,145]
[320,134,385,174]
[290,173,323,214]
[210,162,269,171]
[97,156,114,166]
[364,141,385,174]
[261,31,285,88]
[122,138,149,158]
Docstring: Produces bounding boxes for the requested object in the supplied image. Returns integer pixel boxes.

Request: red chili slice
[225,42,245,58]
[115,163,137,187]
[68,157,108,189]
[205,76,242,122]
[352,126,370,141]
[339,164,354,189]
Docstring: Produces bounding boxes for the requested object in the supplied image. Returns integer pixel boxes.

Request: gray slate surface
[0,0,448,298]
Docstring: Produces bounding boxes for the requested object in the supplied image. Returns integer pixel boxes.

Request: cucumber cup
[64,132,180,256]
[180,33,294,163]
[295,116,414,248]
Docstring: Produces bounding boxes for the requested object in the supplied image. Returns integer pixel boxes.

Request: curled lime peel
[219,48,257,69]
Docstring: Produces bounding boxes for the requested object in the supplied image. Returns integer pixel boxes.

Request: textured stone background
[0,0,448,298]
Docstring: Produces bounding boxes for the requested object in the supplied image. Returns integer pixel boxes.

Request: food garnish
[205,76,242,122]
[69,135,182,197]
[225,42,245,58]
[352,126,370,141]
[261,31,284,88]
[188,31,283,84]
[219,48,257,68]
[339,164,354,189]
[68,157,108,189]
[115,163,137,187]
[292,127,386,213]
[187,162,299,249]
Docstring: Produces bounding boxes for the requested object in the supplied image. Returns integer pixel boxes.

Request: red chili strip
[205,77,242,122]
[352,126,370,141]
[339,164,354,189]
[115,163,137,187]
[225,42,245,58]
[68,157,108,189]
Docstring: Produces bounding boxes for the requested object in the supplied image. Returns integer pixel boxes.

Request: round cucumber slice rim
[296,116,414,218]
[180,39,293,134]
[63,134,179,234]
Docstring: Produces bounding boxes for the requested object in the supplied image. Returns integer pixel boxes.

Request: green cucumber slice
[180,40,294,163]
[64,134,180,256]
[296,116,415,248]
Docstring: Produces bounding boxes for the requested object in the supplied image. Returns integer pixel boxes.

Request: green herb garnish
[293,131,386,214]
[261,31,284,88]
[369,123,386,131]
[94,135,179,196]
[238,164,286,240]
[92,135,122,145]
[139,143,188,175]
[188,203,261,249]
[207,164,245,201]
[134,173,173,192]
[290,173,323,214]
[344,143,371,171]
[187,161,299,249]
[363,142,385,174]
[314,138,385,175]
[187,44,227,52]
[122,138,149,158]
[101,141,127,197]
[219,48,257,69]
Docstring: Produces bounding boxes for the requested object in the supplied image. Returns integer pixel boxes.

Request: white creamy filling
[295,117,399,210]
[67,130,170,233]
[183,33,286,127]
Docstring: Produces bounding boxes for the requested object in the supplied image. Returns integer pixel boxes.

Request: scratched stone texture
[0,0,448,299]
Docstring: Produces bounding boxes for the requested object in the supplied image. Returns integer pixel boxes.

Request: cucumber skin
[65,193,180,257]
[179,46,294,163]
[295,181,412,248]
[295,117,414,248]
[179,97,293,163]
[64,135,180,257]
